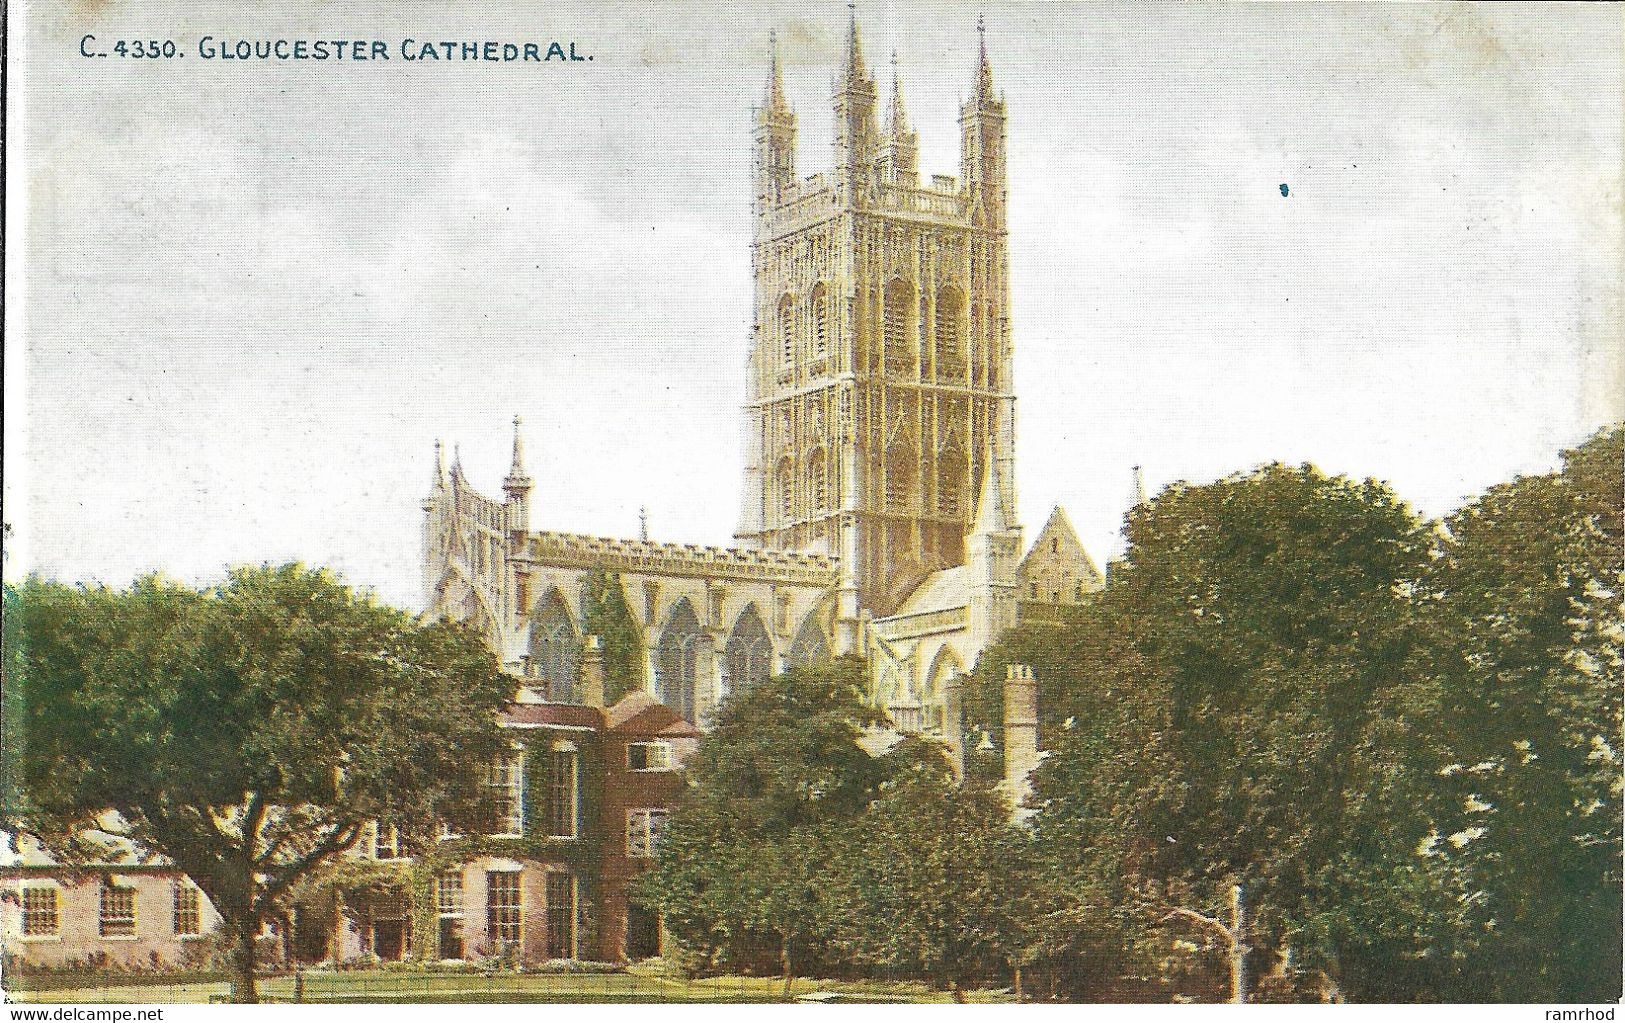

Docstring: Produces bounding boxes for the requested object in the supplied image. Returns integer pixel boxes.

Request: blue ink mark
[1280,183,1290,197]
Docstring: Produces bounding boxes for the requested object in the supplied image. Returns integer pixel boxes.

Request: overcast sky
[6,1,1621,610]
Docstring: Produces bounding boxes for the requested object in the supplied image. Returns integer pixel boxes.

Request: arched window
[937,450,967,518]
[529,593,581,703]
[935,286,965,382]
[788,613,831,668]
[883,279,914,378]
[778,293,796,367]
[724,605,773,693]
[655,599,705,723]
[777,456,795,525]
[810,283,829,362]
[807,448,828,513]
[886,443,916,513]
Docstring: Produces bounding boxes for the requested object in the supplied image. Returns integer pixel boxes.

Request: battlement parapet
[519,530,840,586]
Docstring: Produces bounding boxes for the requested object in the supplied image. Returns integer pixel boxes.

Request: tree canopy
[2,563,515,1001]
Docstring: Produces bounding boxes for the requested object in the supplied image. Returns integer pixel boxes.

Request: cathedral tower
[737,19,1017,623]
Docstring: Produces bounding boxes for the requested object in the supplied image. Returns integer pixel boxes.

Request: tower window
[810,283,829,362]
[778,294,796,367]
[808,448,829,513]
[935,286,965,382]
[884,279,915,378]
[777,456,795,524]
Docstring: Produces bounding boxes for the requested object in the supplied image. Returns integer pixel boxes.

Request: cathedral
[421,19,1103,747]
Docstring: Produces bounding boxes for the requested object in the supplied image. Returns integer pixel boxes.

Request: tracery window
[788,614,831,668]
[883,279,915,377]
[935,286,965,382]
[655,599,705,723]
[807,448,829,513]
[724,605,773,692]
[778,293,796,367]
[776,456,795,525]
[529,594,581,703]
[810,282,829,362]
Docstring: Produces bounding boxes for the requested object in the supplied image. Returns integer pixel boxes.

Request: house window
[488,756,524,836]
[545,873,577,960]
[626,809,670,858]
[485,871,522,948]
[435,870,465,959]
[173,883,202,937]
[21,886,59,938]
[548,742,579,839]
[372,822,406,860]
[627,741,674,772]
[99,883,137,938]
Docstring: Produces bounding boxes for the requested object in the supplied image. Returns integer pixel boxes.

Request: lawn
[3,968,1015,1004]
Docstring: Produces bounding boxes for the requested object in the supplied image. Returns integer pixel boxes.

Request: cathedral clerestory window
[724,605,773,693]
[655,599,705,724]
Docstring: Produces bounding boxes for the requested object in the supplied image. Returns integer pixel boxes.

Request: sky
[6,1,1621,611]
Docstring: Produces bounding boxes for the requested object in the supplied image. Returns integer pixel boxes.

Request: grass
[3,968,1015,1004]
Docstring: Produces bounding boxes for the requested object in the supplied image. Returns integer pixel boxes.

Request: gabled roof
[605,691,701,738]
[1019,504,1102,584]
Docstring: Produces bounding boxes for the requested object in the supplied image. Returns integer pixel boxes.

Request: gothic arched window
[937,450,967,518]
[529,593,581,703]
[807,448,828,514]
[935,286,965,382]
[655,599,705,723]
[778,293,796,367]
[810,282,829,362]
[886,443,916,513]
[776,456,795,525]
[883,279,915,378]
[724,605,773,693]
[788,613,831,668]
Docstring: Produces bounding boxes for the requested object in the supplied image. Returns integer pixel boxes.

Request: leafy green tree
[1028,463,1440,999]
[635,658,950,992]
[843,777,1041,1001]
[1415,425,1622,1001]
[579,565,644,703]
[2,564,513,1002]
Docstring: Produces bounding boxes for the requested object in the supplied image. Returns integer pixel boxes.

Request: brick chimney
[580,634,606,709]
[1003,663,1039,812]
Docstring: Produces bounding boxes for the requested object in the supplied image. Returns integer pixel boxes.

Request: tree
[633,658,946,992]
[1414,425,1623,1001]
[1027,463,1441,999]
[579,565,644,704]
[844,777,1041,1001]
[2,564,514,1002]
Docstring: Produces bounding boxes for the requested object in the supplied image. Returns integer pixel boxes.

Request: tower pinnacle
[843,3,868,84]
[764,30,787,110]
[975,14,995,102]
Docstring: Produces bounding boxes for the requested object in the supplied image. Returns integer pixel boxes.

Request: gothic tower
[737,17,1017,625]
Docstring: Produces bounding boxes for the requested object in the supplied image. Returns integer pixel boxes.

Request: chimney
[942,673,965,780]
[580,635,605,709]
[1003,663,1039,811]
